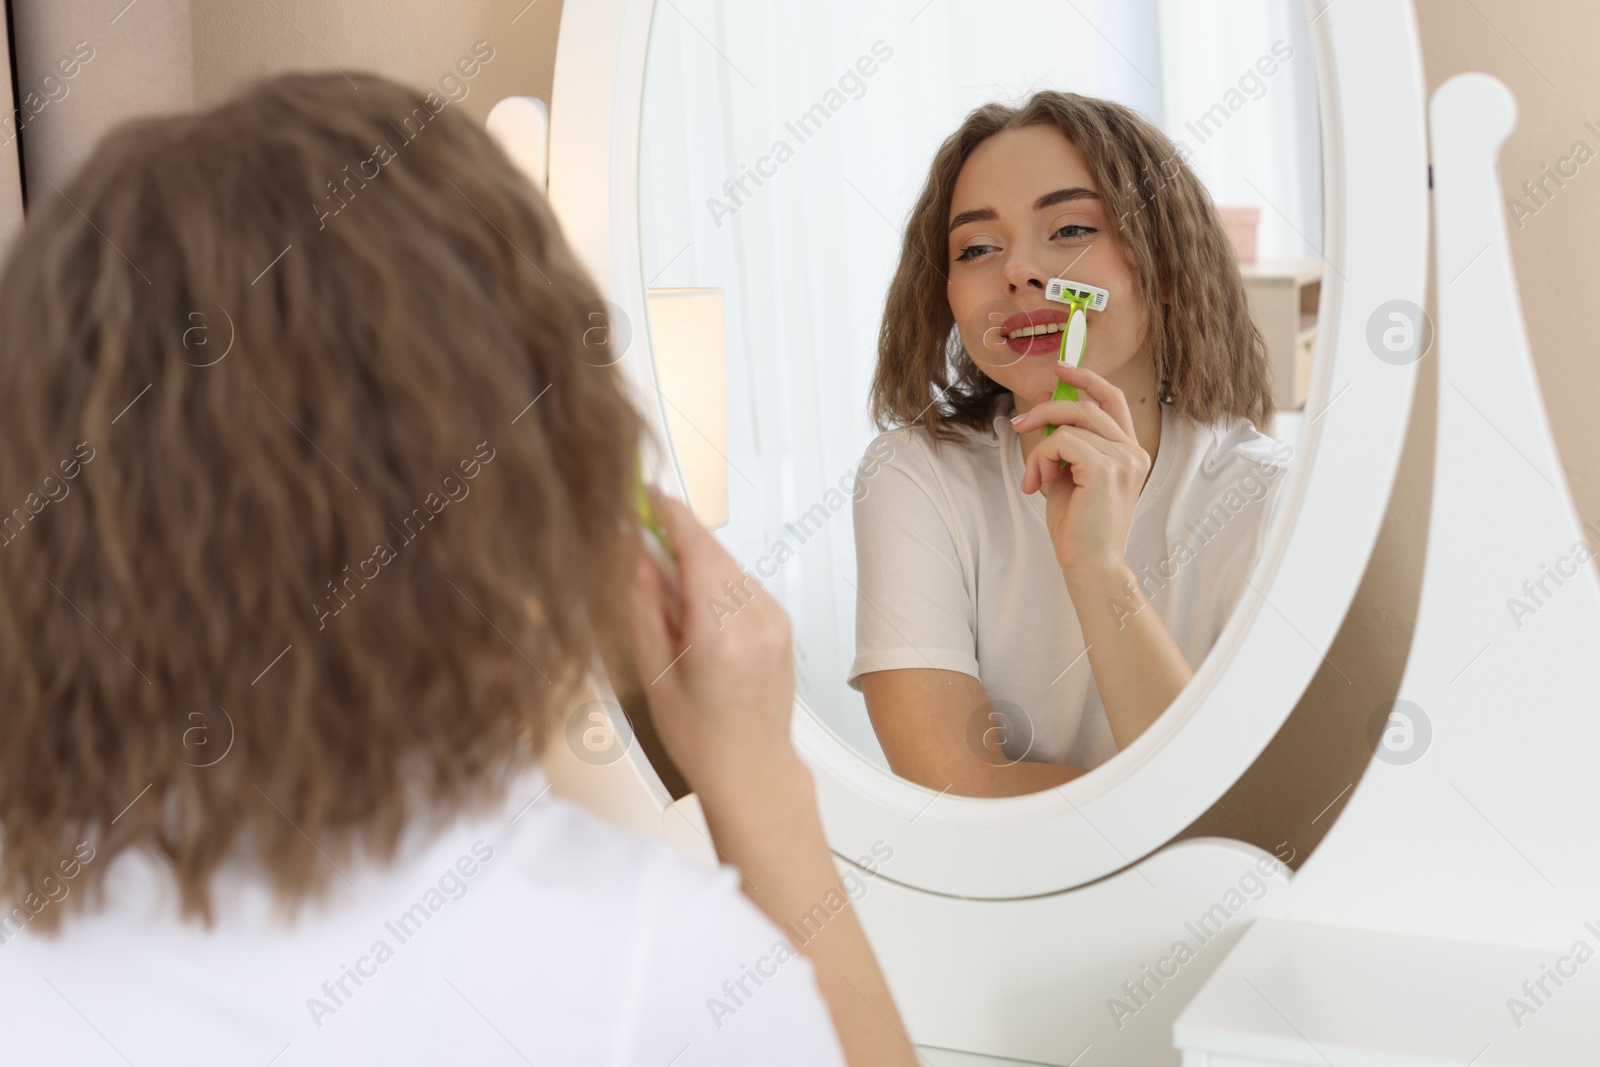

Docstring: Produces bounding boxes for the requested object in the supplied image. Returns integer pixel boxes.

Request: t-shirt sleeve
[1182,431,1294,650]
[619,847,848,1066]
[846,433,981,691]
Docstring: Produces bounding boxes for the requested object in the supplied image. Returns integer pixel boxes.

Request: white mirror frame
[547,0,1428,898]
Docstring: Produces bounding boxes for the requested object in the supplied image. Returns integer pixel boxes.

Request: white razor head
[1045,278,1110,311]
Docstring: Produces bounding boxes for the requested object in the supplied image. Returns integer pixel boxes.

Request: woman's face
[946,124,1151,410]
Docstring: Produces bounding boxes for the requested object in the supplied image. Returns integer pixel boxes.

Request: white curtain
[1158,0,1323,257]
[639,0,1320,767]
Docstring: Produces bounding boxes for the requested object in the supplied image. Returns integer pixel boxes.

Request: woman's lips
[1000,308,1070,358]
[1005,329,1066,358]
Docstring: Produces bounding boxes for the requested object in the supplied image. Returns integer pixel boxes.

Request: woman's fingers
[629,550,671,669]
[1018,395,1125,444]
[1052,363,1137,440]
[643,485,773,641]
[641,487,719,634]
[1016,389,1149,475]
[643,485,703,566]
[626,485,800,802]
[1022,425,1107,494]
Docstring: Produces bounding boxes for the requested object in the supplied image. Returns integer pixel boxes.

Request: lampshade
[645,287,728,529]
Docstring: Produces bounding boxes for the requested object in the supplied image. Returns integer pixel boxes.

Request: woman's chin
[993,377,1055,409]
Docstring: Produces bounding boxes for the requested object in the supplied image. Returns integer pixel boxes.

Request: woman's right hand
[629,487,919,1067]
[627,485,801,805]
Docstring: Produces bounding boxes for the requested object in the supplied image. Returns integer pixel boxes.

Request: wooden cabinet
[1238,257,1323,411]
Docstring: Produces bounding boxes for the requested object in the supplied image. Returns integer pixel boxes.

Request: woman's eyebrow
[948,187,1100,234]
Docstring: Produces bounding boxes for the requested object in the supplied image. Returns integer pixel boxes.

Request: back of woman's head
[0,71,643,927]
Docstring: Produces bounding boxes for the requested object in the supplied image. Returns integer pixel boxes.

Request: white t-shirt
[847,391,1291,769]
[0,761,847,1066]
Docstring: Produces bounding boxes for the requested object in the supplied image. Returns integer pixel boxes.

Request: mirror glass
[639,0,1323,798]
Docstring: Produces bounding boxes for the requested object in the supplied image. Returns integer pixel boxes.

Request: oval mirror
[548,0,1427,897]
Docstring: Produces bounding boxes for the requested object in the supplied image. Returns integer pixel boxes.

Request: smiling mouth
[999,314,1072,357]
[1004,321,1066,341]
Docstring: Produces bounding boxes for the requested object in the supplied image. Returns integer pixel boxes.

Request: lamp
[645,287,728,529]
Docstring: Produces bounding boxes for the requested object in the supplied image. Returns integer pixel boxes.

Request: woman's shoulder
[510,779,741,911]
[855,393,1012,485]
[428,781,842,1059]
[0,769,844,1064]
[531,797,846,1062]
[1149,406,1294,546]
[1167,406,1294,494]
[517,787,788,949]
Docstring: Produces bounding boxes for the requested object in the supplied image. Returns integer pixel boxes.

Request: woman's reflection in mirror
[847,91,1291,798]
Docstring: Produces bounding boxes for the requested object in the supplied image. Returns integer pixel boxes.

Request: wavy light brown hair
[0,72,648,928]
[870,90,1274,444]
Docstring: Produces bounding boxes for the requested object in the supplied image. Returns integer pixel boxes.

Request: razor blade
[1044,278,1109,311]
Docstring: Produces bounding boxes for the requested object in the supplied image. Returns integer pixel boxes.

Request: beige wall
[192,0,562,127]
[2,0,197,250]
[189,0,1598,868]
[1425,0,1600,523]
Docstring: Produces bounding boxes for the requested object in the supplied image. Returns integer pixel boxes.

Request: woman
[0,72,914,1066]
[849,92,1293,797]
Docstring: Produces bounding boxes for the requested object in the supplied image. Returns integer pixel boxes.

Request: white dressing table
[1171,67,1600,1067]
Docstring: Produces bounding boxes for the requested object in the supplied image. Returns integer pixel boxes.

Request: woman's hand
[627,485,801,807]
[629,488,920,1066]
[1010,361,1151,583]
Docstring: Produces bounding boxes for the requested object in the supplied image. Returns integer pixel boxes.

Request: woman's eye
[954,225,1094,262]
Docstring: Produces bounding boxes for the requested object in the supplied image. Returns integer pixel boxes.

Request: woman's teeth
[1007,322,1064,340]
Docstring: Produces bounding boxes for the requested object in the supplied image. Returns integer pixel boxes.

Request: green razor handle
[634,454,674,562]
[1038,278,1108,469]
[1043,289,1091,422]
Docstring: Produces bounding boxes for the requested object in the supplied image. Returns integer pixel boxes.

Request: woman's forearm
[696,754,919,1067]
[863,670,1090,798]
[941,757,1088,797]
[1063,561,1194,749]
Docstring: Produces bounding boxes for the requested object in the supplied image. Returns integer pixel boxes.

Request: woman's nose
[1002,254,1049,294]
